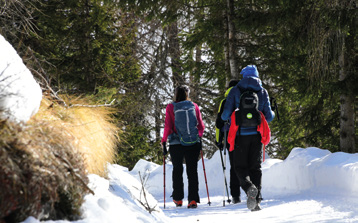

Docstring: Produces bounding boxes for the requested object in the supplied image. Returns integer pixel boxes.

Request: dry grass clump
[0,120,91,222]
[0,95,119,222]
[32,95,119,176]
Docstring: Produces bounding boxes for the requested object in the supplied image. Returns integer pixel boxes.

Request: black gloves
[162,142,168,155]
[270,97,277,111]
[199,139,203,150]
[215,141,223,150]
[270,96,279,120]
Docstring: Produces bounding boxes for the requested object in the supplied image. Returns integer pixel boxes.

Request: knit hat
[240,65,259,78]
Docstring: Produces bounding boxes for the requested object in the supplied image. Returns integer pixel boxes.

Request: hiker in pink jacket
[161,85,205,208]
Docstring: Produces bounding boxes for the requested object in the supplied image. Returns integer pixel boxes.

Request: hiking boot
[251,203,262,212]
[232,196,241,204]
[246,184,258,211]
[187,200,198,209]
[173,200,183,207]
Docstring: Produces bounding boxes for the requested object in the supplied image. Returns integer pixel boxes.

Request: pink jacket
[161,102,205,143]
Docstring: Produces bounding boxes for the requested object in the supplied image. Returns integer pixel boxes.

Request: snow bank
[0,34,42,123]
[23,164,169,223]
[78,164,168,223]
[263,147,358,197]
[130,147,358,201]
[22,147,358,223]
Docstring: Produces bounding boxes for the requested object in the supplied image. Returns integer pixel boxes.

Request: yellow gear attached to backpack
[215,87,234,143]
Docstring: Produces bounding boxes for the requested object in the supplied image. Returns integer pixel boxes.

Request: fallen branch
[136,171,157,214]
[69,99,116,108]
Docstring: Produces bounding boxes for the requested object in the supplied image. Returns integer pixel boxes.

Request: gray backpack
[173,101,199,146]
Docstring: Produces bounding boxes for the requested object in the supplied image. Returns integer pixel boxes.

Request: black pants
[223,134,241,197]
[233,134,262,199]
[228,149,241,197]
[169,143,201,203]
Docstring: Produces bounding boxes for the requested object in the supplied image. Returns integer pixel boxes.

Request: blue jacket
[221,76,275,135]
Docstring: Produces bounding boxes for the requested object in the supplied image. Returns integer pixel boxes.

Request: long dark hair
[174,85,190,102]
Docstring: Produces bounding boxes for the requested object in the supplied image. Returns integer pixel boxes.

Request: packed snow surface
[23,147,358,223]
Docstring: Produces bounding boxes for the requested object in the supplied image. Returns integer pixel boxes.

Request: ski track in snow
[161,195,358,223]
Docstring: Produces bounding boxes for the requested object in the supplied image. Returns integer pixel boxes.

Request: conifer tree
[27,0,141,93]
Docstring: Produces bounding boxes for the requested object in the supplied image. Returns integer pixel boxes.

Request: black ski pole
[222,124,231,205]
[200,150,211,206]
[219,148,231,206]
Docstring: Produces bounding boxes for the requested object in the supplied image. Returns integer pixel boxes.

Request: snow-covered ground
[23,147,358,223]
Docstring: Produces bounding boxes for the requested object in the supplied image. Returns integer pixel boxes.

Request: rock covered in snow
[0,34,42,123]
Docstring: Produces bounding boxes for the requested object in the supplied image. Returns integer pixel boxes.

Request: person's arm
[161,104,174,143]
[221,87,238,121]
[216,99,226,130]
[215,99,226,147]
[195,103,205,138]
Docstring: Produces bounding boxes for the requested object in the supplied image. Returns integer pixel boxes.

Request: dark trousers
[228,149,241,197]
[233,134,262,200]
[169,143,201,203]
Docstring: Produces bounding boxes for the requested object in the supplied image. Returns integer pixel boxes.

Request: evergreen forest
[1,0,357,169]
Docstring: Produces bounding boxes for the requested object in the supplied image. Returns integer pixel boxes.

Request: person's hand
[161,142,168,155]
[270,97,276,111]
[215,141,223,150]
[199,138,203,150]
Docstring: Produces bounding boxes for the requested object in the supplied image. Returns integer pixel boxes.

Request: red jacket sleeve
[194,103,205,138]
[257,112,271,146]
[161,104,175,143]
[228,111,238,152]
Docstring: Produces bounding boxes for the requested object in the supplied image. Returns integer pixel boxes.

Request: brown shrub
[0,119,92,222]
[0,95,119,222]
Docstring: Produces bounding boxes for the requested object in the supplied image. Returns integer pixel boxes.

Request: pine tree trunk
[167,22,183,88]
[340,94,355,153]
[223,8,230,88]
[84,0,96,92]
[226,0,239,80]
[339,34,356,153]
[190,45,201,102]
[155,95,161,141]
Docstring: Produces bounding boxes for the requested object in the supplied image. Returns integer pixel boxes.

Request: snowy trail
[161,195,358,223]
[131,147,358,223]
[23,147,358,223]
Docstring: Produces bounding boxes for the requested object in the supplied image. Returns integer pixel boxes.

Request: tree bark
[190,45,201,102]
[226,0,239,80]
[84,0,96,92]
[223,8,230,89]
[167,21,184,88]
[339,33,356,153]
[155,95,161,141]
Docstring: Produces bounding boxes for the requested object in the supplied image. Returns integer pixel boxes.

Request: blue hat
[240,65,259,78]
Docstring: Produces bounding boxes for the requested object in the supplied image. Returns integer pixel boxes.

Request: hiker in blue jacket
[221,65,275,211]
